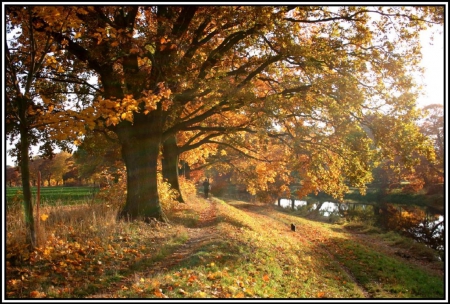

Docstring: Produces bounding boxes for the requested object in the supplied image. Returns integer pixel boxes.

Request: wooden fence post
[36,171,41,246]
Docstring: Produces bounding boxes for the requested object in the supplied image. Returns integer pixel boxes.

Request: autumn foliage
[5,6,443,226]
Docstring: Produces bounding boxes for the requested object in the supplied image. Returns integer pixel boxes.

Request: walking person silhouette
[203,178,210,199]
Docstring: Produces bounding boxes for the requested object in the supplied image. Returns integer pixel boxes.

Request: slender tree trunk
[18,98,36,248]
[162,135,184,203]
[117,116,168,222]
[180,160,191,179]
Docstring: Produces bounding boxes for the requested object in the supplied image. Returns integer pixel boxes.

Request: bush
[179,176,197,200]
[158,174,180,213]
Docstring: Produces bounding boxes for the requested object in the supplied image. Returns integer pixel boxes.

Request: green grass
[6,186,99,206]
[324,239,444,298]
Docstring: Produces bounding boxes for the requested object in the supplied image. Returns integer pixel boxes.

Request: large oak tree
[6,5,442,222]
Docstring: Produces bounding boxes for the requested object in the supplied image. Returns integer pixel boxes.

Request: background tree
[72,130,123,186]
[6,6,58,247]
[6,166,21,187]
[28,156,44,187]
[418,104,444,191]
[62,155,81,186]
[20,5,442,223]
[37,151,72,186]
[6,5,98,247]
[38,158,53,187]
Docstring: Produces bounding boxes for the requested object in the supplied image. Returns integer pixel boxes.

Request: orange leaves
[76,7,89,15]
[6,226,160,297]
[94,83,172,127]
[60,38,69,48]
[30,290,47,298]
[154,288,168,298]
[188,274,197,283]
[128,46,140,55]
[262,273,270,282]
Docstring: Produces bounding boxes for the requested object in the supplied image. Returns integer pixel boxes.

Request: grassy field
[5,191,444,299]
[6,186,98,206]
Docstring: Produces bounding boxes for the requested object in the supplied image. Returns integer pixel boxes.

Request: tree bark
[117,114,168,222]
[180,160,191,179]
[18,97,36,248]
[162,135,184,203]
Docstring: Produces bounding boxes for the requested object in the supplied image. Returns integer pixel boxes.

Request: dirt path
[87,199,219,298]
[150,199,220,274]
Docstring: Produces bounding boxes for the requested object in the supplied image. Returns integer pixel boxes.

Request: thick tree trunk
[162,135,184,203]
[117,117,168,222]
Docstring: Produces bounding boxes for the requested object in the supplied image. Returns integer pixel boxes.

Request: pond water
[276,199,378,216]
[276,199,443,220]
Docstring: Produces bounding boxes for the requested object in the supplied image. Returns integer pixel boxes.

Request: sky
[3,9,447,167]
[416,26,445,108]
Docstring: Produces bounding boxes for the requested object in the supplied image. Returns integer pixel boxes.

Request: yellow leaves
[46,55,57,65]
[158,82,172,99]
[234,291,245,298]
[94,84,174,126]
[161,99,173,111]
[121,112,133,121]
[206,273,217,281]
[40,214,49,222]
[193,290,207,298]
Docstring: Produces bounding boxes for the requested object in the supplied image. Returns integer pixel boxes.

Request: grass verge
[5,196,444,299]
